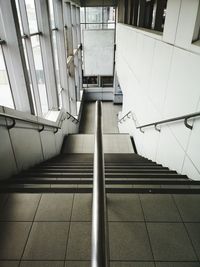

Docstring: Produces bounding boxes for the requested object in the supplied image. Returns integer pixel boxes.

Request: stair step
[0,185,200,194]
[23,169,175,174]
[2,178,197,185]
[36,165,165,170]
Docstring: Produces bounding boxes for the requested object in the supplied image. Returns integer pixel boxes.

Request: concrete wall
[83,29,115,76]
[116,0,200,180]
[0,106,79,180]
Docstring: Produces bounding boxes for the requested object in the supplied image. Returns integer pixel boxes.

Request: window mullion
[18,0,43,116]
[53,0,70,112]
[0,0,34,113]
[35,0,59,111]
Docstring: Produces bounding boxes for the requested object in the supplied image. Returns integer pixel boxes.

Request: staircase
[1,152,200,193]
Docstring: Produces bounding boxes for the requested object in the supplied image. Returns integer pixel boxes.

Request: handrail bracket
[184,118,193,130]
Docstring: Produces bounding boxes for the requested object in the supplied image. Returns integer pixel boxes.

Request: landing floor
[79,101,122,134]
[0,193,200,266]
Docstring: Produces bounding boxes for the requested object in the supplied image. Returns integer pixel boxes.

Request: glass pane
[25,0,38,33]
[0,46,14,108]
[31,35,48,115]
[48,0,55,28]
[52,31,62,107]
[86,7,102,23]
[15,0,24,34]
[22,39,37,114]
[80,7,85,23]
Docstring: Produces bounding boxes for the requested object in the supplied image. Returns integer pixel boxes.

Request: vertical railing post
[91,101,109,267]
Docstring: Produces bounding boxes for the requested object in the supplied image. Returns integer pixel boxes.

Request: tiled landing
[0,193,200,266]
[79,101,122,134]
[62,134,133,153]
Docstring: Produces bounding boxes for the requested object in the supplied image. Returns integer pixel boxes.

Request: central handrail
[91,101,109,267]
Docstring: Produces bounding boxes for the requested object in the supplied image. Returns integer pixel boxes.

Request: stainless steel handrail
[0,112,60,132]
[119,110,200,132]
[118,111,133,123]
[66,111,79,124]
[137,111,200,132]
[91,101,109,267]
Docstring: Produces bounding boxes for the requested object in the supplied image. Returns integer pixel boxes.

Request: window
[119,0,168,33]
[0,44,14,108]
[16,0,49,116]
[83,76,98,87]
[101,76,114,87]
[25,0,38,33]
[80,7,115,30]
[48,0,62,108]
[31,35,48,115]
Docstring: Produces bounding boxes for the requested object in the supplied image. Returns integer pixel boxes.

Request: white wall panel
[10,127,43,170]
[163,0,182,44]
[0,118,17,180]
[116,23,200,180]
[40,131,57,160]
[163,48,200,118]
[175,0,199,49]
[83,29,115,76]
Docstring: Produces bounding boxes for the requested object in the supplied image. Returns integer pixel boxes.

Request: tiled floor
[0,193,200,266]
[79,101,122,134]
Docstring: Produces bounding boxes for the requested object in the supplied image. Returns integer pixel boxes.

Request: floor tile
[110,262,155,267]
[107,194,144,221]
[147,222,197,261]
[23,222,69,260]
[71,194,92,221]
[65,261,90,267]
[35,194,73,221]
[173,195,200,222]
[0,194,40,221]
[66,222,91,260]
[0,222,31,260]
[140,194,181,222]
[20,261,64,267]
[0,262,19,267]
[109,222,153,261]
[185,223,200,260]
[155,262,200,267]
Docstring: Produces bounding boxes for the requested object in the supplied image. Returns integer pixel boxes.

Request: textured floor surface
[79,101,122,134]
[0,193,200,266]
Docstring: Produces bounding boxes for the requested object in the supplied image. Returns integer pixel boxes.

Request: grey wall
[116,0,200,180]
[0,106,79,180]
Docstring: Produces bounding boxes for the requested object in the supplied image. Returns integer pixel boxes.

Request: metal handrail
[0,112,60,132]
[137,111,200,132]
[118,110,200,133]
[118,111,133,123]
[91,101,108,267]
[66,112,79,124]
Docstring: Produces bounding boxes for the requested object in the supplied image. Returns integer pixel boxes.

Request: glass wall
[80,6,115,30]
[0,46,14,108]
[0,0,82,118]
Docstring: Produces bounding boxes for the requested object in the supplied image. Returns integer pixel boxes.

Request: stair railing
[91,101,109,267]
[0,112,60,133]
[118,110,200,133]
[65,111,79,124]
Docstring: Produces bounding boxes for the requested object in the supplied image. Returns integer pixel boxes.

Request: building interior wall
[0,107,79,180]
[117,0,200,180]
